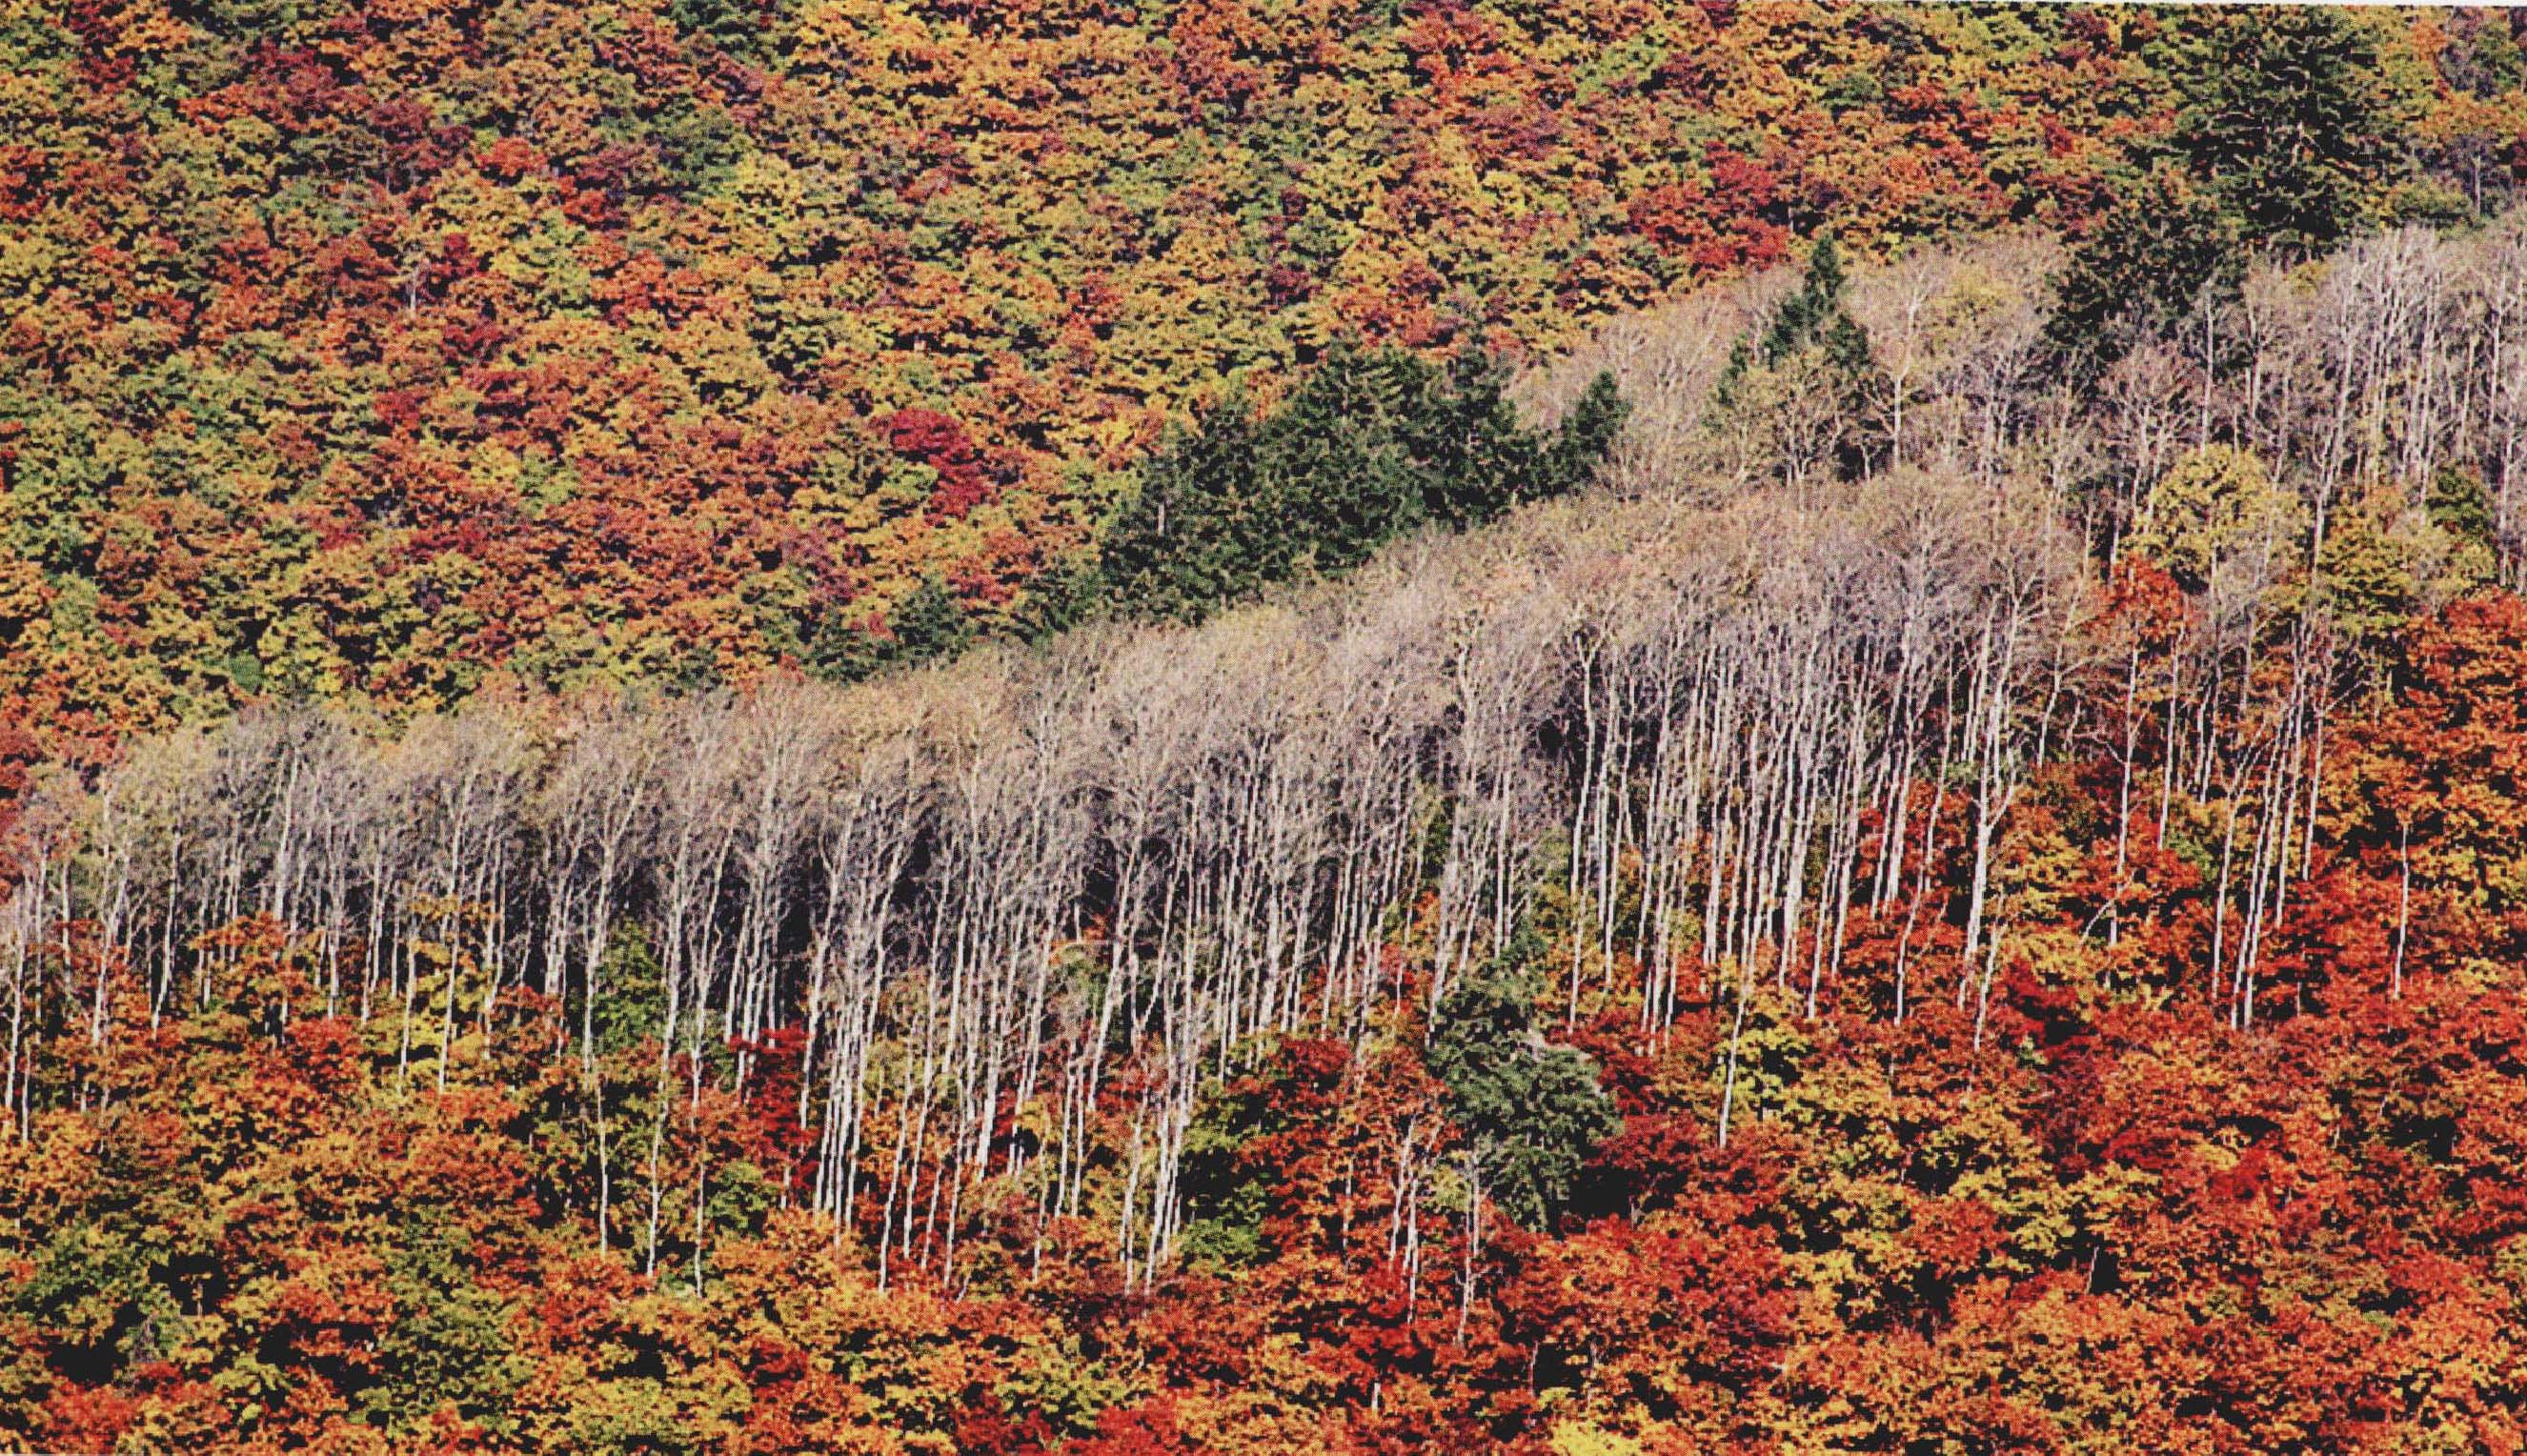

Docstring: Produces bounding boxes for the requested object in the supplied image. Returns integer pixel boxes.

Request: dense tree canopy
[1426,927,1622,1232]
[4,3,2523,763]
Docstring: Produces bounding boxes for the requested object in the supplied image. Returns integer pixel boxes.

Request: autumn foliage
[5,4,2525,758]
[14,583,2527,1456]
[10,3,2527,1452]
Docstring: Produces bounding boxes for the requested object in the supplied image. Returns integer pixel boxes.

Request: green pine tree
[2044,164,2243,369]
[2048,9,2424,373]
[1757,232,1850,365]
[1263,341,1431,573]
[1547,370,1630,494]
[1708,234,1882,480]
[1425,926,1621,1231]
[2427,462,2497,553]
[1102,390,1275,621]
[1013,549,1108,644]
[801,603,883,684]
[1410,348,1543,527]
[2171,8,2419,258]
[885,575,972,665]
[1102,344,1627,624]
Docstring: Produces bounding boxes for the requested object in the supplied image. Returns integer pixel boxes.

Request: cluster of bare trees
[8,215,2524,1278]
[1533,216,2527,580]
[0,472,2080,1280]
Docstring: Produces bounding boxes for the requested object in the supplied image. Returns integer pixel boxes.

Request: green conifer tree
[1264,342,1430,573]
[1709,234,1882,480]
[1425,926,1621,1230]
[1101,390,1276,621]
[885,575,972,665]
[1547,370,1631,495]
[1411,349,1543,527]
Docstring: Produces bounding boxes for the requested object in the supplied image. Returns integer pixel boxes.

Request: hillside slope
[8,208,2527,1450]
[4,3,2523,759]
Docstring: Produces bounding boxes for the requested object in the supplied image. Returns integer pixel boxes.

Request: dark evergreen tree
[1262,341,1430,573]
[1102,345,1627,623]
[1710,234,1871,400]
[801,603,883,684]
[1425,926,1622,1231]
[1547,370,1631,495]
[1100,390,1277,622]
[1013,550,1108,644]
[2044,164,2243,369]
[1710,233,1883,477]
[2169,7,2418,258]
[1757,233,1857,366]
[2049,9,2422,373]
[1411,349,1544,527]
[669,0,781,64]
[884,575,973,665]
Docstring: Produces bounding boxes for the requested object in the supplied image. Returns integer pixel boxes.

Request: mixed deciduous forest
[9,3,2527,1453]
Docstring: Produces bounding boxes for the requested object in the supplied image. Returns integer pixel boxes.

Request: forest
[9,3,2527,1453]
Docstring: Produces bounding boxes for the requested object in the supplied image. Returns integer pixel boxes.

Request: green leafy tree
[366,1223,528,1437]
[587,920,669,1058]
[2128,445,2306,595]
[1172,1078,1285,1271]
